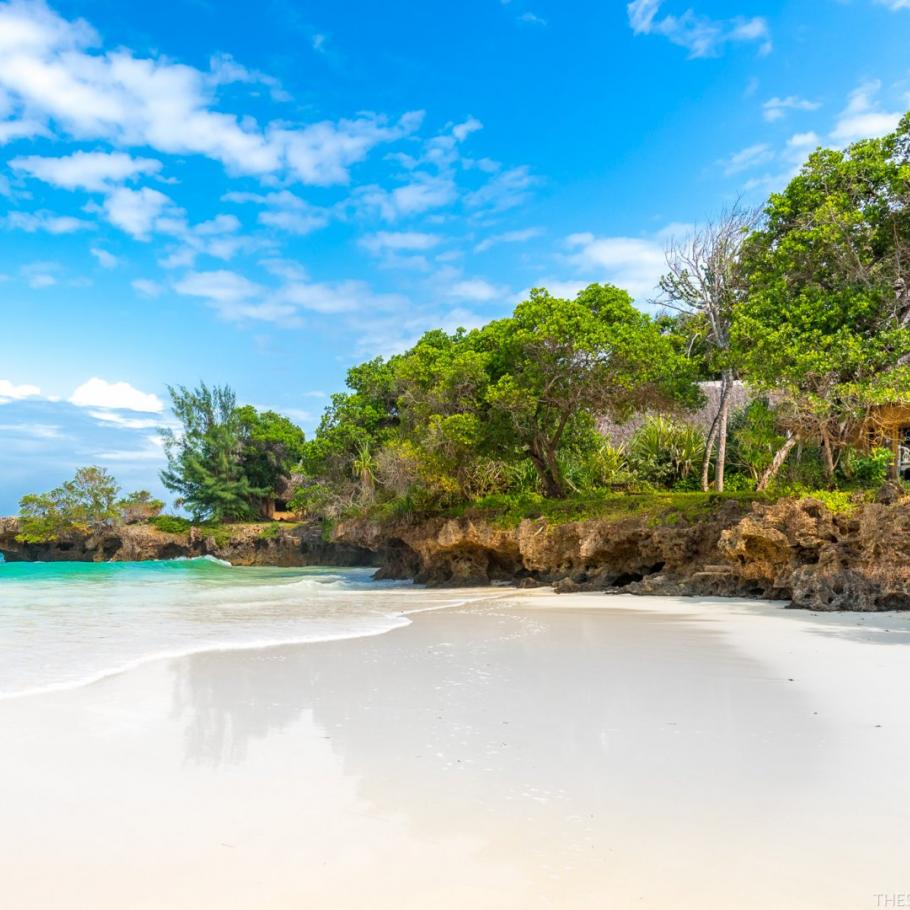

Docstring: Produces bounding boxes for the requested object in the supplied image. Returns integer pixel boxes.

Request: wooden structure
[860,405,910,481]
[261,474,304,521]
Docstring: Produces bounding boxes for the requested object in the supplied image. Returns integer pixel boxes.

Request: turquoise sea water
[0,558,417,698]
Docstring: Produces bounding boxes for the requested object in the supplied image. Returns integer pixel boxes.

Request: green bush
[629,416,705,487]
[150,515,192,534]
[729,399,786,481]
[17,467,120,544]
[840,446,893,489]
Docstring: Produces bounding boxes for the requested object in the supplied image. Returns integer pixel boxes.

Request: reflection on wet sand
[173,604,821,843]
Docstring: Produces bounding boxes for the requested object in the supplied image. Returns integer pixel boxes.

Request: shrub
[118,490,165,524]
[839,446,893,489]
[729,399,786,481]
[17,467,120,543]
[150,515,192,534]
[629,416,705,487]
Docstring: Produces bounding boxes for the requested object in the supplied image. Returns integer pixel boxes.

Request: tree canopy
[160,384,306,521]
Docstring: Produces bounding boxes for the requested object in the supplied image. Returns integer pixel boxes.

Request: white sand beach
[2,590,910,909]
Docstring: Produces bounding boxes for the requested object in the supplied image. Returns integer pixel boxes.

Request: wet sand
[2,590,909,909]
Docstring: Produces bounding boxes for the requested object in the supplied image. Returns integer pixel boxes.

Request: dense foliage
[160,384,306,522]
[17,467,122,543]
[292,284,700,513]
[16,117,910,533]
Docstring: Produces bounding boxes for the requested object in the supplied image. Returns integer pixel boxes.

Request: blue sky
[1,0,908,512]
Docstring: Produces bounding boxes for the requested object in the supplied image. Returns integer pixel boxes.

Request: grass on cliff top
[149,515,302,543]
[375,490,771,528]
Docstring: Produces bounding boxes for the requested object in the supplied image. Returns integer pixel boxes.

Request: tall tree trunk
[757,434,798,492]
[700,419,720,492]
[715,371,734,493]
[528,446,565,499]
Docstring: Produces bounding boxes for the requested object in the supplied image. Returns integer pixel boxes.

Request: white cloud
[787,131,820,150]
[86,409,160,429]
[224,190,331,235]
[875,0,910,9]
[0,1,421,185]
[0,378,41,404]
[448,278,508,302]
[518,12,547,25]
[6,210,93,233]
[465,166,538,214]
[474,227,542,252]
[626,0,771,58]
[720,142,774,175]
[452,116,482,142]
[0,117,48,143]
[360,231,441,254]
[274,111,424,185]
[564,232,667,299]
[95,434,165,462]
[20,260,60,288]
[830,80,903,144]
[356,174,457,221]
[70,378,164,413]
[101,186,178,239]
[132,278,163,298]
[174,269,264,305]
[10,150,162,191]
[90,247,117,268]
[762,95,821,123]
[174,265,409,324]
[0,422,61,438]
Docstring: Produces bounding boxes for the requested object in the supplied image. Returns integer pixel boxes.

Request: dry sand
[2,590,910,909]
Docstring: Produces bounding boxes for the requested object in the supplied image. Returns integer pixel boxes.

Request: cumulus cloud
[173,265,409,324]
[0,378,41,404]
[564,232,667,300]
[69,377,164,412]
[10,151,162,191]
[223,190,331,235]
[355,174,457,221]
[100,186,179,239]
[627,0,771,58]
[447,278,508,302]
[830,80,903,144]
[0,1,421,184]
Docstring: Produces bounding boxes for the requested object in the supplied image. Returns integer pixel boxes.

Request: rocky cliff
[5,494,910,611]
[0,518,375,568]
[331,494,910,612]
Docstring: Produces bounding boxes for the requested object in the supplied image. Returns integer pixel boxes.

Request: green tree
[17,466,120,543]
[117,489,165,524]
[735,116,910,489]
[160,384,264,521]
[474,285,701,497]
[236,406,307,495]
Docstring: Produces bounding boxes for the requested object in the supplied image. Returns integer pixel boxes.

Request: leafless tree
[656,204,760,492]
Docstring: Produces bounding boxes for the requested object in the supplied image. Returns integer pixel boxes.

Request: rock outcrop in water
[331,495,910,612]
[0,518,375,568]
[5,494,910,611]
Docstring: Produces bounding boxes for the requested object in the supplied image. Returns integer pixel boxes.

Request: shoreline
[6,491,910,612]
